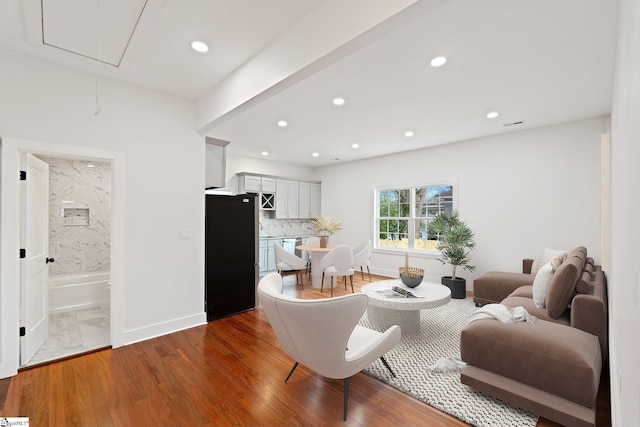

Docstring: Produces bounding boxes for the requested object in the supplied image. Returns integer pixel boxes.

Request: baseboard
[123,312,207,346]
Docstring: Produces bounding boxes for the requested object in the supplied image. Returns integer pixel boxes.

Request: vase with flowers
[311,216,343,247]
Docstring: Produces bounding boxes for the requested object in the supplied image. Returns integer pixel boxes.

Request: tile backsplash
[259,211,315,238]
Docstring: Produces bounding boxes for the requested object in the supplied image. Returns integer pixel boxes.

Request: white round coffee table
[360,279,451,333]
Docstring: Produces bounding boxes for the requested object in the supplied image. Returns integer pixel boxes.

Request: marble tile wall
[259,211,316,238]
[40,156,111,276]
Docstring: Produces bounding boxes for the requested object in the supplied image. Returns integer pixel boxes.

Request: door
[20,154,50,365]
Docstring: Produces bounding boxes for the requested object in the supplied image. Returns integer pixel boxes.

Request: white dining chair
[319,244,354,297]
[273,241,307,289]
[258,272,401,421]
[352,239,372,281]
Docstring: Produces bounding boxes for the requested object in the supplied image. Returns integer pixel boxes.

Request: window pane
[375,185,453,251]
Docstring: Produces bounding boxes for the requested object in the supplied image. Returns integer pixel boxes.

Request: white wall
[316,116,606,284]
[0,54,205,377]
[609,0,640,424]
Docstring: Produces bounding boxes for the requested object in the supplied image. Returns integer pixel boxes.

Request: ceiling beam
[196,0,451,134]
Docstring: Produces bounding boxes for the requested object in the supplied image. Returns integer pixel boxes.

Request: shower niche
[61,206,90,226]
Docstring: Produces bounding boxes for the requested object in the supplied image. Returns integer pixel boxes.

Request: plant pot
[319,236,328,248]
[442,276,466,299]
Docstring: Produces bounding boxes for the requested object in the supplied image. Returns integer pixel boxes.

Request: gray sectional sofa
[460,246,607,427]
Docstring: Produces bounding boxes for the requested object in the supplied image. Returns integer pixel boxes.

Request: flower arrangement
[311,216,343,236]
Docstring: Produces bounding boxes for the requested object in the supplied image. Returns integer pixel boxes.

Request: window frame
[373,181,457,255]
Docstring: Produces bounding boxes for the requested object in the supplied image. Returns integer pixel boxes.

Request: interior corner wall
[0,54,206,376]
[315,116,606,282]
[609,0,640,424]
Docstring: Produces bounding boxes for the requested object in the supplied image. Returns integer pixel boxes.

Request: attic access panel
[41,0,148,67]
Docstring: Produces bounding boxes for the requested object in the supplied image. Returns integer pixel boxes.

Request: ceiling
[0,0,620,166]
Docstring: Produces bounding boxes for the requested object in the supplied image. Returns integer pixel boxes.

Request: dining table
[295,243,336,288]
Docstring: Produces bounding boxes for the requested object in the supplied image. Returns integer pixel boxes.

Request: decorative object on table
[427,210,476,299]
[399,253,424,288]
[311,216,343,248]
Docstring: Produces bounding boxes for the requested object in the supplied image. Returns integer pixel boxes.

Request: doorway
[0,137,125,378]
[24,155,112,367]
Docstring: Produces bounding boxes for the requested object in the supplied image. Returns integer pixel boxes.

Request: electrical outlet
[179,228,191,240]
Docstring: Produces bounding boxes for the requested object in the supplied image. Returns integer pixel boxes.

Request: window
[375,184,454,251]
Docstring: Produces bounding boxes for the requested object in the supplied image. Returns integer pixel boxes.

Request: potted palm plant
[311,216,343,247]
[427,210,476,299]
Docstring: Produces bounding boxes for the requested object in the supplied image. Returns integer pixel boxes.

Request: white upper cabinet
[238,174,275,193]
[298,181,311,218]
[276,179,299,219]
[238,173,320,218]
[310,182,321,218]
[261,177,276,193]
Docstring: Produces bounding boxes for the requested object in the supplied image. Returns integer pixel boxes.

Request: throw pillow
[532,262,554,308]
[531,248,568,275]
[545,256,582,319]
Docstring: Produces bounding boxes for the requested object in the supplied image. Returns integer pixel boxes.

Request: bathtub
[49,271,111,314]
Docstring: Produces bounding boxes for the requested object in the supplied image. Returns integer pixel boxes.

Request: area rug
[359,288,538,427]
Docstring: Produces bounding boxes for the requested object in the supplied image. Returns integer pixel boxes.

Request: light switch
[179,228,191,239]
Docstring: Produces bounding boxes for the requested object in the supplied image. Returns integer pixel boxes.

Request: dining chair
[352,239,372,281]
[258,272,401,421]
[319,244,354,297]
[303,236,321,278]
[273,241,307,289]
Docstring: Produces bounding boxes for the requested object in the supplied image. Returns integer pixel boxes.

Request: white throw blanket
[467,303,537,325]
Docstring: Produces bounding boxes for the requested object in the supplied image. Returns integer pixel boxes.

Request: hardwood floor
[0,271,610,426]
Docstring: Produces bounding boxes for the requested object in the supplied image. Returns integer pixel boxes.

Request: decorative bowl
[399,267,424,288]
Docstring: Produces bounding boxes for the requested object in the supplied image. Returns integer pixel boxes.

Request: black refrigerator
[205,194,259,321]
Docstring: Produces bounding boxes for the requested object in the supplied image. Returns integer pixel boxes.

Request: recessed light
[261,151,269,156]
[430,56,447,67]
[277,120,288,127]
[404,131,414,138]
[351,143,359,149]
[312,152,319,157]
[191,41,209,53]
[86,164,95,168]
[486,111,499,119]
[333,97,345,106]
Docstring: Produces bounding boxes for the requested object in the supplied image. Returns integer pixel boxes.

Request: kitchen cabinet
[298,181,311,218]
[276,179,299,219]
[238,174,276,193]
[238,174,277,211]
[259,238,282,273]
[310,182,321,218]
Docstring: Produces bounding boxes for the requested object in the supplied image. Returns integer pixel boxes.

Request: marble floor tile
[26,305,111,366]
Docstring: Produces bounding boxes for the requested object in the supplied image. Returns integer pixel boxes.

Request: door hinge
[19,327,26,337]
[20,248,26,258]
[20,170,26,181]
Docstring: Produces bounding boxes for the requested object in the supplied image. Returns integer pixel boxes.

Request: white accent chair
[258,272,401,421]
[319,245,354,297]
[273,241,307,289]
[303,236,321,279]
[352,239,372,282]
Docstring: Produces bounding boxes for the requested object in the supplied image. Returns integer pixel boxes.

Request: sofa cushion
[473,272,535,305]
[545,248,586,319]
[532,262,554,308]
[531,248,567,275]
[460,318,602,408]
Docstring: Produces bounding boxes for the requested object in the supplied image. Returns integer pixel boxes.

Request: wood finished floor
[0,271,611,426]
